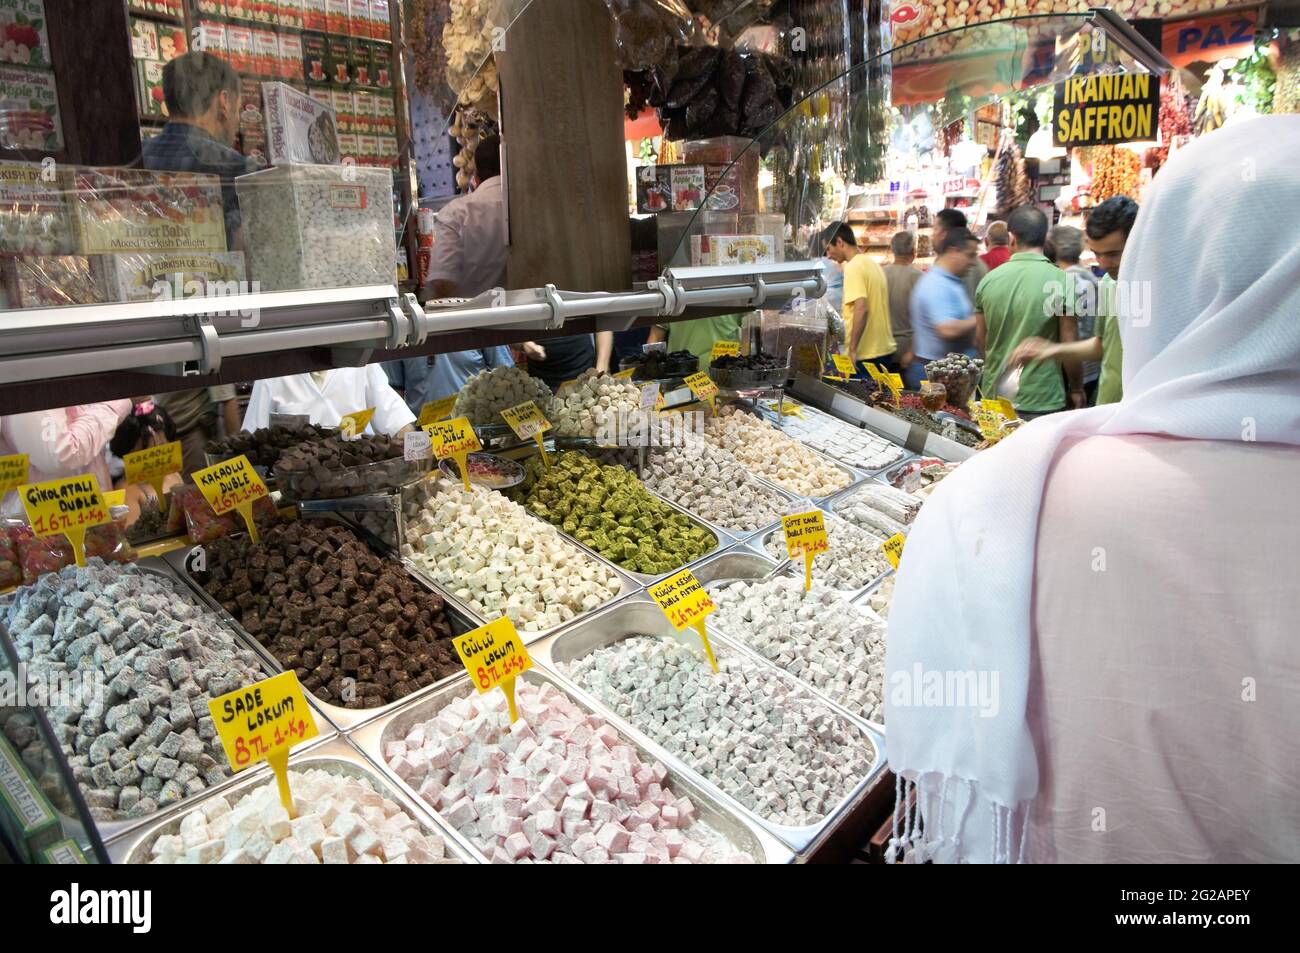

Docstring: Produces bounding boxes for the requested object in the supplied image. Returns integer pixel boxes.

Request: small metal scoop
[995,364,1023,401]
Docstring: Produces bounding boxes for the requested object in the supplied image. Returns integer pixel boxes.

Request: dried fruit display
[1149,72,1191,170]
[1277,34,1300,114]
[1090,145,1140,204]
[992,139,1029,218]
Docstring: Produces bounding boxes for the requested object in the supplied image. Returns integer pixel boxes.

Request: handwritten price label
[881,532,906,570]
[830,354,856,379]
[425,417,482,490]
[648,568,719,672]
[710,340,740,361]
[782,510,828,558]
[339,407,375,439]
[783,510,829,591]
[640,382,660,411]
[424,417,482,459]
[499,400,552,442]
[0,454,30,497]
[208,671,318,817]
[417,394,458,427]
[19,474,110,568]
[973,407,1003,443]
[683,372,719,414]
[123,440,182,507]
[453,617,533,722]
[191,455,269,541]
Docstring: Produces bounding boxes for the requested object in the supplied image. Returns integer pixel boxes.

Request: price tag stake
[500,401,552,471]
[123,440,182,513]
[882,532,906,570]
[418,395,459,428]
[782,511,829,592]
[453,617,533,723]
[19,474,110,568]
[192,455,269,542]
[830,354,856,380]
[648,568,719,672]
[425,417,483,492]
[208,671,318,817]
[683,372,719,417]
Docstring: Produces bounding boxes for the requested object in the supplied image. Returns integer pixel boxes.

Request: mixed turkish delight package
[70,168,228,254]
[0,159,75,254]
[0,255,104,309]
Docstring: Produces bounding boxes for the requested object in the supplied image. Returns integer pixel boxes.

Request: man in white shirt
[243,366,415,435]
[427,135,507,299]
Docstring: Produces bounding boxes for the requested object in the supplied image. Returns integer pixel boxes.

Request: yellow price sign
[884,372,904,406]
[104,490,126,508]
[710,339,740,361]
[613,367,637,380]
[777,400,804,419]
[830,354,856,379]
[123,440,182,509]
[208,671,318,817]
[647,568,719,673]
[339,407,375,439]
[683,371,719,415]
[863,362,885,383]
[0,454,30,497]
[973,407,1003,443]
[453,617,533,723]
[18,474,110,568]
[424,417,482,491]
[782,510,829,591]
[500,400,552,468]
[191,455,269,542]
[996,398,1018,421]
[499,400,552,442]
[417,394,458,428]
[881,532,906,570]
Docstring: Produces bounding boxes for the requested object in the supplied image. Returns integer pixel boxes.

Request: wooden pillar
[496,0,631,292]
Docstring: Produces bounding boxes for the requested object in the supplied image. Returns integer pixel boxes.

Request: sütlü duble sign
[1053,73,1159,147]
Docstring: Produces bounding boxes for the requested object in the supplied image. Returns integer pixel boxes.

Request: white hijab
[884,116,1300,863]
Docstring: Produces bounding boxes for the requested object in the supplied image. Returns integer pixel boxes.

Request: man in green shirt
[975,205,1082,416]
[1007,196,1138,405]
[646,314,742,370]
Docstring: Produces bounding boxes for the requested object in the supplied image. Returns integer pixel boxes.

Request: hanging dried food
[604,0,694,72]
[1149,73,1190,170]
[442,0,499,117]
[408,0,451,98]
[993,139,1030,218]
[1277,34,1300,114]
[648,46,793,141]
[1090,145,1140,204]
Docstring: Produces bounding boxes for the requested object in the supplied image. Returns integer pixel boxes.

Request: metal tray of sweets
[159,528,479,735]
[5,558,338,850]
[750,510,892,604]
[350,668,795,864]
[335,479,645,646]
[108,737,473,864]
[530,595,887,856]
[690,549,889,735]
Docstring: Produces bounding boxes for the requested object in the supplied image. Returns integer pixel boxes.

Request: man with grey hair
[882,231,922,372]
[142,51,254,248]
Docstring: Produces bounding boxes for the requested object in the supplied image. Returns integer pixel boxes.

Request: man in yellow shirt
[826,223,896,374]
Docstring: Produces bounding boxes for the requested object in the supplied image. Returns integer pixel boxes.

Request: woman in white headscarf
[884,116,1300,864]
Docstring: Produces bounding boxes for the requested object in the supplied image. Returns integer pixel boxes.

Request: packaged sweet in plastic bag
[10,505,137,585]
[172,483,279,542]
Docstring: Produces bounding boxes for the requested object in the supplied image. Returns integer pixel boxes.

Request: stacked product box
[0,1,61,152]
[235,163,395,291]
[97,250,248,304]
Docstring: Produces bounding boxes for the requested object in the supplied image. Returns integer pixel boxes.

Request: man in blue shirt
[141,51,255,249]
[384,347,516,416]
[904,227,980,389]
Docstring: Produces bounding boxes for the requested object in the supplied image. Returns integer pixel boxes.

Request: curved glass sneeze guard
[665,12,1164,270]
